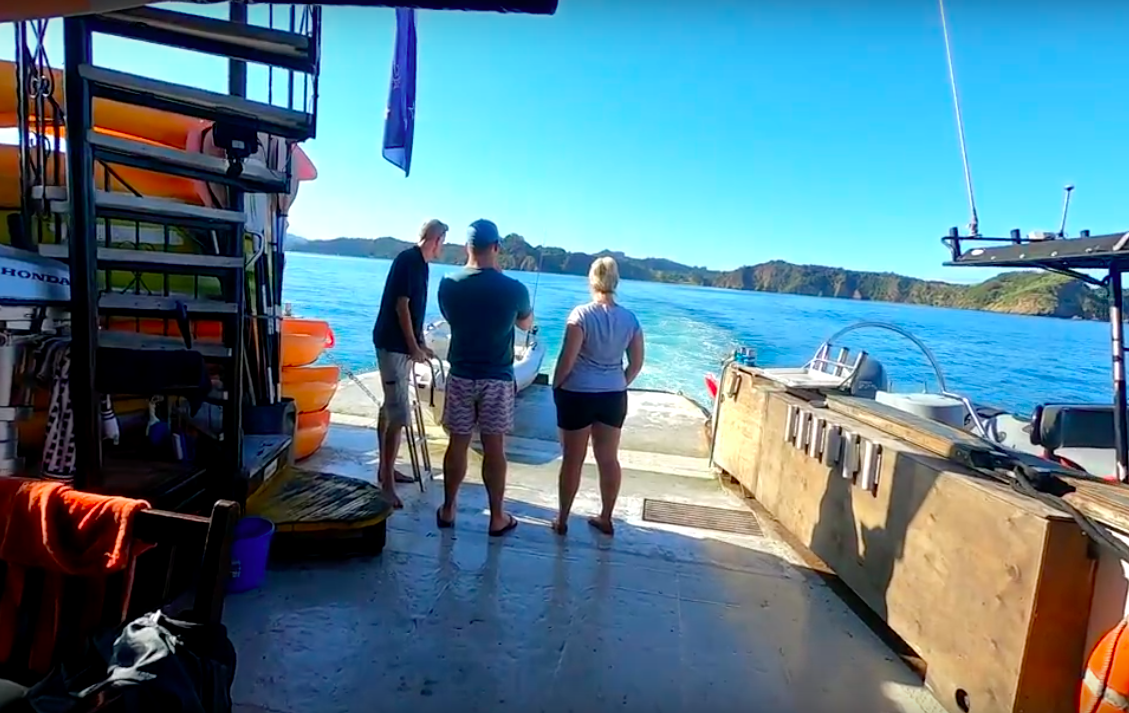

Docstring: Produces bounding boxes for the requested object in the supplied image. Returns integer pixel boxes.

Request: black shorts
[553,388,628,431]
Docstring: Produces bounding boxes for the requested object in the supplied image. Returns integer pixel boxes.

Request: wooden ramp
[247,467,394,558]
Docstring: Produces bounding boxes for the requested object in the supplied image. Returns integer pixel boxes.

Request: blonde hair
[420,218,448,242]
[589,256,619,295]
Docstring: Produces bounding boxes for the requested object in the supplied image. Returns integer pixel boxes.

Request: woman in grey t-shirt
[550,257,645,536]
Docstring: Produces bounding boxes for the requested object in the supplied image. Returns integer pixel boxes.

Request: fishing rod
[523,249,544,350]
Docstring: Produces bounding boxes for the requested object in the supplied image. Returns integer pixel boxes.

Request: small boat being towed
[711,320,1116,482]
[412,319,547,420]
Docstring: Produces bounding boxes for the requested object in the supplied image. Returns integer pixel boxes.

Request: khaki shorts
[376,349,411,425]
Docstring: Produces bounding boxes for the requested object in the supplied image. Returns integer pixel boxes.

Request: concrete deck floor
[226,374,944,713]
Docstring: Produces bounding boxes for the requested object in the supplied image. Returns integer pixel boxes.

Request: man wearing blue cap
[435,219,533,536]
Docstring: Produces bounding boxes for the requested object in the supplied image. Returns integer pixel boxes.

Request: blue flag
[382,8,417,176]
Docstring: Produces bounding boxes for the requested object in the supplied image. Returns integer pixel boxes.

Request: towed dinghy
[728,320,1117,481]
[413,319,546,420]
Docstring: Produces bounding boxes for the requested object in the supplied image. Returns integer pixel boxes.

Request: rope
[983,457,1129,565]
[320,350,443,410]
[938,0,980,237]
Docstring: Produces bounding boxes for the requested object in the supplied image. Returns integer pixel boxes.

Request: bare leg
[588,422,622,535]
[377,410,404,509]
[553,427,590,535]
[480,433,512,533]
[439,433,472,524]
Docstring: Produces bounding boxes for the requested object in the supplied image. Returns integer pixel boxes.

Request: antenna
[1058,184,1075,238]
[938,0,980,237]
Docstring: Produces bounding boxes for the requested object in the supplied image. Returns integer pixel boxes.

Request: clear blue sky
[3,0,1129,282]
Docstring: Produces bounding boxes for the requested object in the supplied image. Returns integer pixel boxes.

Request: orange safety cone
[1082,619,1129,713]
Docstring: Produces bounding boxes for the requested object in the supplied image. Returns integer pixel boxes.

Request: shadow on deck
[226,421,945,713]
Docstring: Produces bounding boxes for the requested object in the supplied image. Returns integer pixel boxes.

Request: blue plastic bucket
[227,516,275,594]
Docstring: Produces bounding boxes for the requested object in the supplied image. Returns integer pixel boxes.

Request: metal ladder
[332,356,432,492]
[404,366,434,490]
[45,5,318,497]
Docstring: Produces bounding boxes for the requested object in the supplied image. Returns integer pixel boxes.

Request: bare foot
[381,485,403,509]
[587,516,614,536]
[394,469,415,484]
[550,517,568,536]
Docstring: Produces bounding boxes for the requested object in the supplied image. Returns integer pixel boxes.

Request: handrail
[817,320,950,394]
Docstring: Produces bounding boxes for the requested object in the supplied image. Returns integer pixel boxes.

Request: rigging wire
[938,0,980,237]
[530,250,544,313]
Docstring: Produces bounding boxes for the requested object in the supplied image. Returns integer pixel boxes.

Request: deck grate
[641,499,763,536]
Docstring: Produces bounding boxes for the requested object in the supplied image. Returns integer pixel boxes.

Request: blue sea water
[282,252,1111,415]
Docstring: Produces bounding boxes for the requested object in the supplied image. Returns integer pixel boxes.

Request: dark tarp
[1,0,558,23]
[272,0,557,11]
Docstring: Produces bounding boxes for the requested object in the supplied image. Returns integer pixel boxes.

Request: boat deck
[226,373,944,713]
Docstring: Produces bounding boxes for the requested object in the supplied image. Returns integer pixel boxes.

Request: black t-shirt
[373,245,428,354]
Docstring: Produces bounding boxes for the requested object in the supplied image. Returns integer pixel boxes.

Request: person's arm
[414,270,432,357]
[514,282,534,331]
[624,327,645,387]
[553,323,585,388]
[395,298,425,360]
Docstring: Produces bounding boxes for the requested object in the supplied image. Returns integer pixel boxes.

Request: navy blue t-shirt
[373,246,428,354]
[438,268,532,381]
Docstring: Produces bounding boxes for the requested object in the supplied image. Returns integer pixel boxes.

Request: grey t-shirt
[559,302,641,393]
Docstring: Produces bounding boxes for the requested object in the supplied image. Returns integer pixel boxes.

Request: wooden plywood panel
[1015,517,1094,711]
[713,368,778,494]
[747,389,1092,713]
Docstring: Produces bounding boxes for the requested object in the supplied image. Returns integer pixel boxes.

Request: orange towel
[0,477,150,676]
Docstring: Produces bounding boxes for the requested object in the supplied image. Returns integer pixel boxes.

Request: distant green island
[284,233,1111,321]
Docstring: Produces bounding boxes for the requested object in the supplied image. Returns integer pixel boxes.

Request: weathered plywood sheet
[713,368,779,494]
[715,374,1093,713]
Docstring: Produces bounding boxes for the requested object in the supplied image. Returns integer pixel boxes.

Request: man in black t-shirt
[373,218,447,508]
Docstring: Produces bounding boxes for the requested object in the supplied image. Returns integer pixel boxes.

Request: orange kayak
[0,61,203,147]
[294,408,331,461]
[281,365,340,414]
[0,142,201,206]
[104,316,225,341]
[281,318,334,367]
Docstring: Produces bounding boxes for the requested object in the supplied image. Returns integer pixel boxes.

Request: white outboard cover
[0,245,70,303]
[875,392,966,428]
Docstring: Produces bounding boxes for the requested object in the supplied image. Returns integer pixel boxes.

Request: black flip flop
[587,516,615,536]
[436,507,455,530]
[489,514,519,537]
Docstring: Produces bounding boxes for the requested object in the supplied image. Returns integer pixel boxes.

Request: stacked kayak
[280,318,337,460]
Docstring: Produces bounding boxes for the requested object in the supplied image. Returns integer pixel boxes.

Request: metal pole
[1111,267,1128,482]
[228,3,248,97]
[1058,184,1074,238]
[14,23,31,251]
[225,1,248,488]
[62,17,101,488]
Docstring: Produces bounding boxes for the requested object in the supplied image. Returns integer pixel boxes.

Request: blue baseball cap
[467,219,501,249]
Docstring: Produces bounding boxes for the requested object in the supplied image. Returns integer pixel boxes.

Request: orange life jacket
[1082,619,1129,713]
